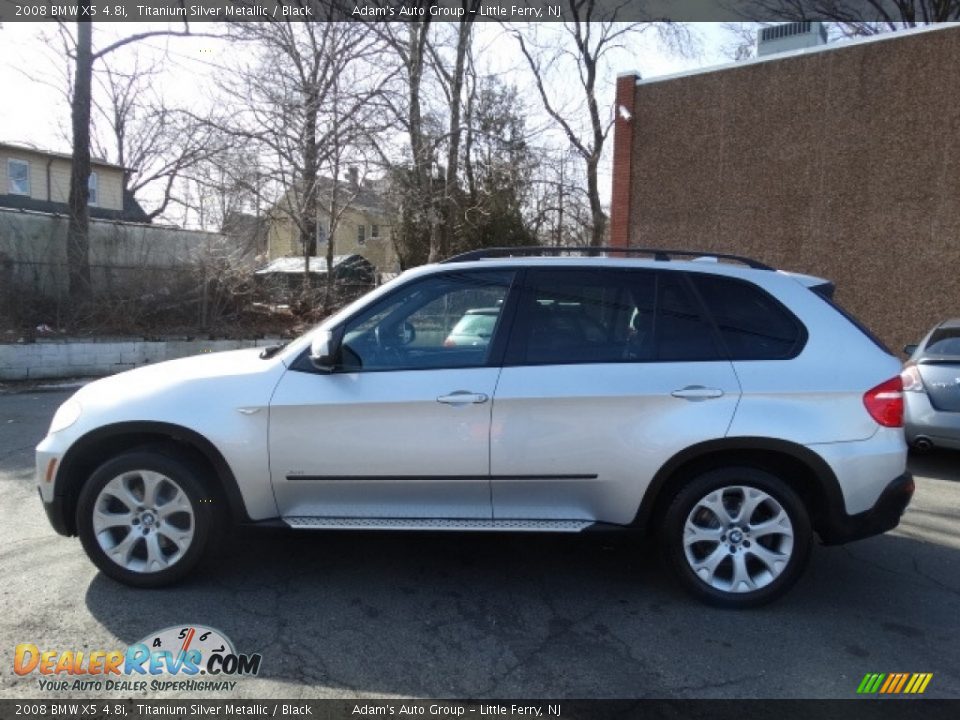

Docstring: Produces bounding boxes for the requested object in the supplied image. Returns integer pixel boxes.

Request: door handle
[671,385,724,401]
[437,391,489,405]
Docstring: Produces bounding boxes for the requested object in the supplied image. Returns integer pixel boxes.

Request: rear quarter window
[689,274,806,360]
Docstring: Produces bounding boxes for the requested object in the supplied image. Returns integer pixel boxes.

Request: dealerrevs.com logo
[14,625,262,693]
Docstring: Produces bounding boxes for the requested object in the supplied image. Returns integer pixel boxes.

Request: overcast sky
[0,21,739,219]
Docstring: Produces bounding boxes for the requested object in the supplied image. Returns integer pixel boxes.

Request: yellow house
[0,141,149,222]
[266,174,397,275]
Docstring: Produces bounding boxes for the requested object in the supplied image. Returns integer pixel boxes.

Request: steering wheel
[374,322,416,364]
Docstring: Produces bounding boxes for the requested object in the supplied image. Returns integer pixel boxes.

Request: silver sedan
[903,319,960,452]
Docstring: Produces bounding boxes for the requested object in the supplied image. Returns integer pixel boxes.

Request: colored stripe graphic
[879,674,897,693]
[857,673,932,694]
[911,673,933,694]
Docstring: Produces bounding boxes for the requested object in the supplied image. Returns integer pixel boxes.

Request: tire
[660,467,812,608]
[76,447,224,588]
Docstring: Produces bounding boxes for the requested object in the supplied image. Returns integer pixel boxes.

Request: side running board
[282,517,593,532]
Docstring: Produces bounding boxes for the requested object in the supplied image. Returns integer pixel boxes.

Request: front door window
[340,270,515,371]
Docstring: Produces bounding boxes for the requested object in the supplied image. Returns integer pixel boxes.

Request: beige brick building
[609,25,960,353]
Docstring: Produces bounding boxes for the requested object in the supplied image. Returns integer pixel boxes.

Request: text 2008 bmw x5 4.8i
[36,248,914,608]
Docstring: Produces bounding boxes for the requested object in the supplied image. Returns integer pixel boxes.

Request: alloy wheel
[92,470,196,573]
[682,485,794,593]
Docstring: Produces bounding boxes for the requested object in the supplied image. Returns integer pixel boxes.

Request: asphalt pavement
[1,389,958,699]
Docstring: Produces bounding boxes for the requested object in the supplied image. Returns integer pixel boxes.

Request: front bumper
[37,434,73,536]
[40,488,72,537]
[818,472,915,545]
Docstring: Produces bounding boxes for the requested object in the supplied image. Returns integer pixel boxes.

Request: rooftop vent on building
[757,21,829,57]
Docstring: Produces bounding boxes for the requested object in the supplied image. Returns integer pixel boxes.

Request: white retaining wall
[0,337,285,381]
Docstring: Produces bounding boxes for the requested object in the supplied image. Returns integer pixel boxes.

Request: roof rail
[441,246,775,271]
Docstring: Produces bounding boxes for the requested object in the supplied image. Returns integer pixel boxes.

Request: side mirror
[903,344,918,357]
[309,330,338,372]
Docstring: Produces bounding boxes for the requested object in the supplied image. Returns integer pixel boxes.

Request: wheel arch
[634,437,844,540]
[55,421,251,536]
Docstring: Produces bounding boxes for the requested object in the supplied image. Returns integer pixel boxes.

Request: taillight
[901,366,925,393]
[863,376,904,428]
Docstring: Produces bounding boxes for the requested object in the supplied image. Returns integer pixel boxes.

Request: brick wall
[613,26,960,353]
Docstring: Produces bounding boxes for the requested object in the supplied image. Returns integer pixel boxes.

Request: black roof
[0,190,150,224]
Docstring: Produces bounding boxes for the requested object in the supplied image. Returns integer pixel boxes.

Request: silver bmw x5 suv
[36,247,913,607]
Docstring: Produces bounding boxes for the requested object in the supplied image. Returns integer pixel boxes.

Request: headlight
[49,398,82,434]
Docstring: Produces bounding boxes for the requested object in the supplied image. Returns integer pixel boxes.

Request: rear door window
[520,269,639,365]
[689,274,805,360]
[655,274,722,361]
[510,268,722,365]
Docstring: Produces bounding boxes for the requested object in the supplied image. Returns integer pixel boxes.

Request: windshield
[925,328,960,356]
[449,312,498,337]
[277,270,417,363]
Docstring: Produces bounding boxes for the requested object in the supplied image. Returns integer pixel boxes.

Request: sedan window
[925,328,960,356]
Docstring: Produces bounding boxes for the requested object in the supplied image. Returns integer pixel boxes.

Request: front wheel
[660,467,812,608]
[76,448,223,588]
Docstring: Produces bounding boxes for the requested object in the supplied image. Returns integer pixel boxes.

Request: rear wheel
[76,448,223,587]
[661,467,812,608]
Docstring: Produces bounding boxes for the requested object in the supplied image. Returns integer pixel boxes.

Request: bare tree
[172,144,263,236]
[450,72,537,251]
[374,16,438,269]
[528,145,593,247]
[66,18,94,300]
[59,12,218,300]
[91,56,225,221]
[425,1,482,261]
[214,20,394,307]
[720,22,766,60]
[511,7,692,247]
[19,32,214,223]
